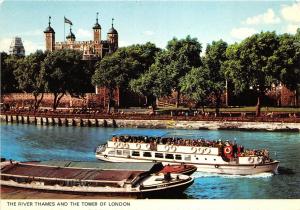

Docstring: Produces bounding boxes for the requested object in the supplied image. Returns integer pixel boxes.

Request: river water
[1,123,299,199]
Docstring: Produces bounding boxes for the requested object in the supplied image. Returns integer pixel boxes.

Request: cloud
[230,27,257,40]
[0,37,11,53]
[76,28,92,39]
[143,30,154,36]
[22,40,44,55]
[243,9,280,25]
[119,40,132,47]
[281,2,300,23]
[285,24,299,34]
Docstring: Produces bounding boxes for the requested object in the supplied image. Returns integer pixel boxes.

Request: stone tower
[9,37,25,56]
[107,18,118,53]
[44,16,55,52]
[93,12,101,43]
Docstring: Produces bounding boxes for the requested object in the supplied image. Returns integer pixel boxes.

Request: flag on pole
[64,17,73,25]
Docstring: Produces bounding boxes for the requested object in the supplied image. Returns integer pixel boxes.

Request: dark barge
[0,160,194,198]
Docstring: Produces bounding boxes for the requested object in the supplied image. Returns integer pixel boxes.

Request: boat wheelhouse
[95,135,279,175]
[0,160,194,198]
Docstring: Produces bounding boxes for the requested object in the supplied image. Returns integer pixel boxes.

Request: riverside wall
[1,114,299,132]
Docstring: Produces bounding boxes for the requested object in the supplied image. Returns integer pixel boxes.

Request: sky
[0,0,300,55]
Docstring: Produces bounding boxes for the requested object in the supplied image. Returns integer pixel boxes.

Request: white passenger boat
[95,135,279,175]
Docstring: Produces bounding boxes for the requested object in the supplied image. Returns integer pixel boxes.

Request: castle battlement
[55,40,95,45]
[44,14,118,60]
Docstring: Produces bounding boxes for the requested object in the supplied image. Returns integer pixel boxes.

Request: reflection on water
[1,123,300,199]
[277,166,296,175]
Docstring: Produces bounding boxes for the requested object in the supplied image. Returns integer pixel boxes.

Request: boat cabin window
[116,150,122,156]
[143,152,152,157]
[108,150,115,155]
[155,153,164,158]
[132,151,140,156]
[175,154,182,160]
[123,150,130,156]
[184,155,191,161]
[165,154,174,159]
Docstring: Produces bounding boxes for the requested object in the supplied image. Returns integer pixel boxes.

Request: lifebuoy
[248,157,254,163]
[114,142,118,147]
[165,145,169,151]
[257,157,262,164]
[136,143,141,149]
[170,145,176,152]
[191,147,197,153]
[146,144,150,149]
[118,142,123,148]
[224,147,232,154]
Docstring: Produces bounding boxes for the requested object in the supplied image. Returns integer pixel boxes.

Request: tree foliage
[14,51,47,110]
[149,36,203,107]
[180,67,211,112]
[224,31,280,116]
[1,52,20,93]
[42,49,88,110]
[204,40,228,116]
[93,43,160,112]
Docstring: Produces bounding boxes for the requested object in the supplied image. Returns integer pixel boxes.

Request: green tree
[224,32,280,116]
[42,49,88,110]
[1,52,19,93]
[93,43,160,113]
[271,32,300,106]
[130,60,173,110]
[92,52,134,113]
[180,67,211,113]
[14,51,47,111]
[151,36,202,107]
[204,40,228,116]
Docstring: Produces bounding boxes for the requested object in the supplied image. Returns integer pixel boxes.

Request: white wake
[192,171,273,179]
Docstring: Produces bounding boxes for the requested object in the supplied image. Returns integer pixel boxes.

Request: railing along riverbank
[1,110,300,132]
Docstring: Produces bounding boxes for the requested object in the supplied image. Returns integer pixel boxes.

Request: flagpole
[64,16,65,42]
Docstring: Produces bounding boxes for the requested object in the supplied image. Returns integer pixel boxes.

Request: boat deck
[1,163,142,182]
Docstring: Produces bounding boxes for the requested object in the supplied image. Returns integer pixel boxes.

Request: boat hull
[96,154,279,175]
[0,177,194,199]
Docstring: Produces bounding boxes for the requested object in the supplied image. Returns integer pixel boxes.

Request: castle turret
[66,26,76,43]
[44,16,55,52]
[107,18,118,53]
[93,12,101,43]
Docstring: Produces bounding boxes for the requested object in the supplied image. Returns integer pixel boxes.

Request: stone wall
[1,93,102,109]
[1,114,299,132]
